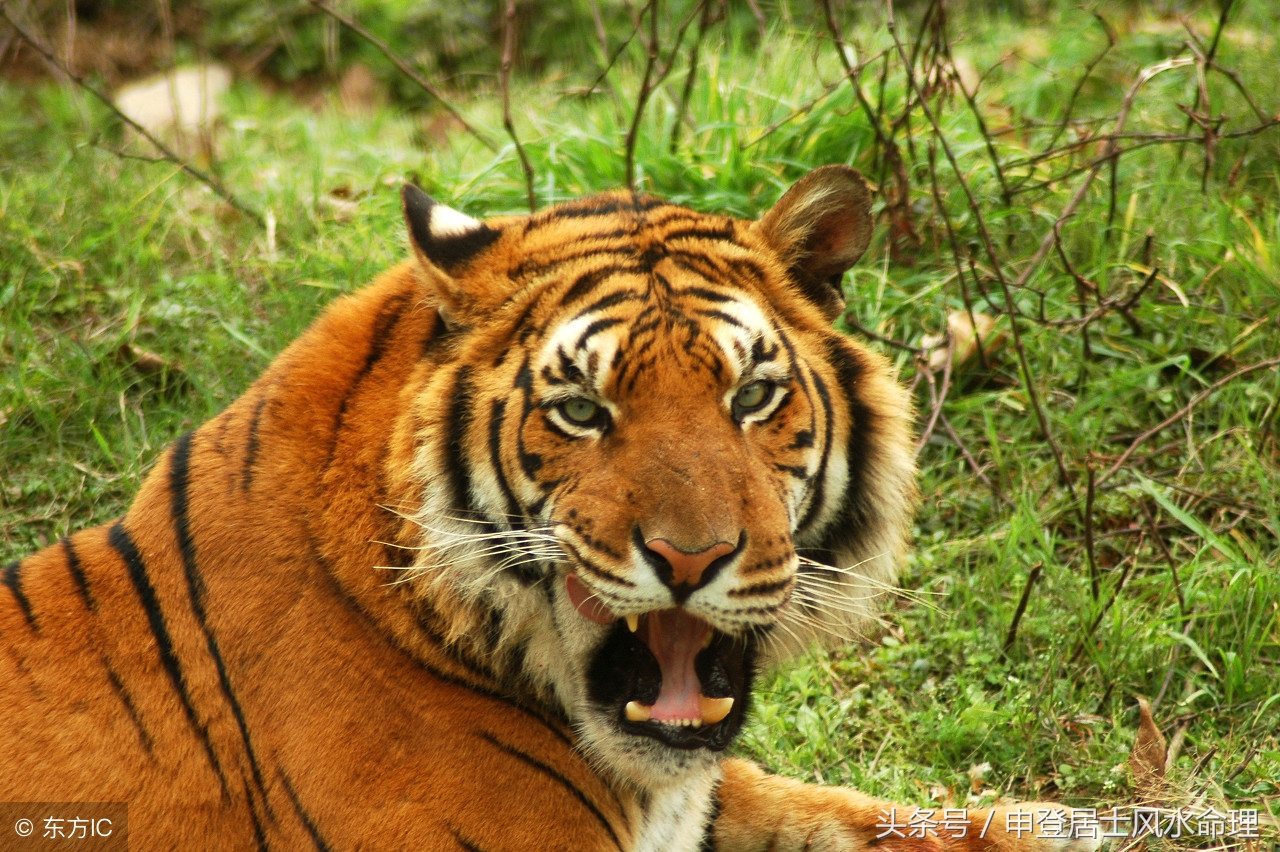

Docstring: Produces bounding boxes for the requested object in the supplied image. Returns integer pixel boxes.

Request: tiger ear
[402,184,505,327]
[751,165,874,321]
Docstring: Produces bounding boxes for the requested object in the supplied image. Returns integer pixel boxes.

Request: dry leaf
[1129,697,1168,806]
[967,762,992,795]
[118,343,170,375]
[921,311,1006,373]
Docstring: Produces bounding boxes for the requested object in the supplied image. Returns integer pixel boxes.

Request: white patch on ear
[430,204,485,239]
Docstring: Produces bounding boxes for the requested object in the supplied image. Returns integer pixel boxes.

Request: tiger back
[2,166,1097,852]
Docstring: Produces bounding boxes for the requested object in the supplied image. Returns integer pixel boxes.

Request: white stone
[114,64,232,138]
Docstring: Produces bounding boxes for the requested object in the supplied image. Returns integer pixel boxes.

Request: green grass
[3,1,1278,847]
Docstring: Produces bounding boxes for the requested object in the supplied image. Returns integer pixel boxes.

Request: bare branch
[500,0,536,211]
[1001,563,1043,659]
[886,0,1076,497]
[0,2,264,227]
[625,0,660,190]
[307,0,499,153]
[1098,357,1280,486]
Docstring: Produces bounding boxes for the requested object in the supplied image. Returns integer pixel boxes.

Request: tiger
[1,165,1099,851]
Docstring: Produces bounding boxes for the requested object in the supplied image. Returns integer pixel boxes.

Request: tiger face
[401,167,916,788]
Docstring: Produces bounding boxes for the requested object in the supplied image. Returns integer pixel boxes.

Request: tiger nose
[644,537,737,592]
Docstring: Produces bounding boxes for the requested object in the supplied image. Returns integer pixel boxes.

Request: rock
[113,64,232,158]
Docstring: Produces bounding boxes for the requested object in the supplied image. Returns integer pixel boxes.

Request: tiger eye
[560,397,601,425]
[733,380,773,415]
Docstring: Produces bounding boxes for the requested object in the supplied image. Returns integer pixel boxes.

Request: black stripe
[669,251,730,285]
[448,826,489,852]
[242,392,270,491]
[524,193,668,229]
[773,462,809,480]
[107,520,229,794]
[793,367,834,538]
[561,263,643,306]
[487,399,525,524]
[821,339,874,548]
[579,287,642,320]
[515,358,546,481]
[698,780,721,852]
[561,541,634,588]
[105,663,155,754]
[575,316,625,350]
[660,224,738,245]
[726,256,769,284]
[170,432,276,824]
[327,292,410,469]
[63,536,95,612]
[281,770,332,852]
[698,309,748,329]
[513,242,635,281]
[2,559,37,631]
[477,731,624,851]
[486,401,541,587]
[727,577,793,598]
[678,285,737,303]
[442,365,493,531]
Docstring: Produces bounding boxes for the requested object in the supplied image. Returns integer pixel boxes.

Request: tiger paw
[713,761,1103,852]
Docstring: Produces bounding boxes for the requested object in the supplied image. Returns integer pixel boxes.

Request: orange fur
[2,168,1095,851]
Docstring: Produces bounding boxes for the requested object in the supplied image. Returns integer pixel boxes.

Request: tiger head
[399,166,916,788]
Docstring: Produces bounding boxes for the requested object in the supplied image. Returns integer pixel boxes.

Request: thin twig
[0,0,34,65]
[1041,13,1117,159]
[1098,357,1280,485]
[1002,563,1043,658]
[307,0,498,153]
[939,412,1004,504]
[584,7,645,96]
[624,0,660,189]
[499,0,536,212]
[622,0,702,189]
[841,315,921,355]
[821,0,912,245]
[940,27,1010,206]
[1175,0,1234,171]
[887,0,1077,496]
[1141,501,1187,621]
[914,341,954,455]
[669,0,714,154]
[1084,463,1099,601]
[0,3,264,227]
[1070,539,1139,664]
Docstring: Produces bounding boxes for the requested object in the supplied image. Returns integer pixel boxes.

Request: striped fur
[2,167,1096,851]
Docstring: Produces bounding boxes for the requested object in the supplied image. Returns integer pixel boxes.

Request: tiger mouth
[570,576,755,750]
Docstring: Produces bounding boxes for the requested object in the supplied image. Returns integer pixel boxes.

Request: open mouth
[567,573,755,750]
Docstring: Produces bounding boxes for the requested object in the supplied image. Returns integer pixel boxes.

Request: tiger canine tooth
[701,630,714,649]
[699,696,734,725]
[625,701,652,722]
[625,614,640,633]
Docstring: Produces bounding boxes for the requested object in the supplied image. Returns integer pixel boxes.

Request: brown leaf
[118,342,171,375]
[1129,697,1168,806]
[921,311,1007,373]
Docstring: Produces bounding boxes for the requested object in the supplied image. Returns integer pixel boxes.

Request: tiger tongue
[641,608,711,722]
